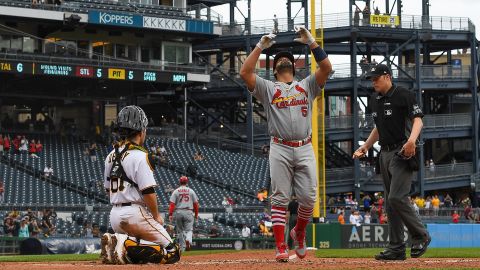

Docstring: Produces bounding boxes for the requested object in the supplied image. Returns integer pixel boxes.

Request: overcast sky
[212,0,480,36]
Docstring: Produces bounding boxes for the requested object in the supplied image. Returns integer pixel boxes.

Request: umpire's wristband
[311,46,328,63]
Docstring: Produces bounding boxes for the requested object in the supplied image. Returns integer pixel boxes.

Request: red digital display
[75,66,94,77]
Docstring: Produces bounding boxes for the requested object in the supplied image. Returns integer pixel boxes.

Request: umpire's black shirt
[367,85,424,146]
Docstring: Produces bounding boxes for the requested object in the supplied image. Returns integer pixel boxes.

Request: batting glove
[294,26,315,45]
[256,33,276,50]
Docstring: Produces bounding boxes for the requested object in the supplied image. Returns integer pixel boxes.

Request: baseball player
[169,176,199,252]
[101,105,180,265]
[353,64,431,260]
[240,26,332,262]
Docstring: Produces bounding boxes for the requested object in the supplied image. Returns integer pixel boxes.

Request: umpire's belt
[272,135,311,148]
[381,141,404,151]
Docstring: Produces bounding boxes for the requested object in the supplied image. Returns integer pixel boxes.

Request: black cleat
[374,250,406,261]
[411,234,431,258]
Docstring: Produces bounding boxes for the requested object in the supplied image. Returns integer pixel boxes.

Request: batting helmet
[116,105,148,133]
[179,176,189,185]
[273,51,295,77]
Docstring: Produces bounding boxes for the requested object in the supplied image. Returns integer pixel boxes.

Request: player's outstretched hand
[256,33,276,50]
[294,26,315,45]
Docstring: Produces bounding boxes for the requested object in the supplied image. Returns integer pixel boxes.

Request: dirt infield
[2,250,480,270]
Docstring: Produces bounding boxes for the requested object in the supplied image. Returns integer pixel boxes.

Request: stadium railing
[220,13,474,36]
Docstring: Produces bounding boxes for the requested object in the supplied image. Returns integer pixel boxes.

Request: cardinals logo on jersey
[270,84,309,109]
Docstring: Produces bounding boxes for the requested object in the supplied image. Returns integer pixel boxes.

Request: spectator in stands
[0,135,4,155]
[349,211,363,226]
[193,151,205,161]
[461,196,471,208]
[221,196,229,206]
[429,159,435,176]
[208,225,220,238]
[18,217,30,238]
[380,213,388,224]
[19,136,28,153]
[3,217,15,236]
[241,224,251,238]
[451,157,456,171]
[89,143,97,162]
[92,223,100,237]
[226,196,235,205]
[41,209,55,237]
[359,56,369,74]
[444,194,453,208]
[159,145,167,156]
[29,218,41,238]
[273,14,279,34]
[370,205,378,223]
[432,195,440,216]
[29,139,39,158]
[83,147,90,162]
[362,5,370,26]
[364,211,371,224]
[424,196,432,216]
[353,7,361,26]
[452,210,460,223]
[35,140,43,155]
[415,196,425,209]
[44,164,53,178]
[13,135,20,154]
[9,208,20,219]
[0,181,4,204]
[257,188,268,202]
[25,209,36,221]
[3,135,10,153]
[337,211,345,225]
[362,194,372,211]
[464,205,475,222]
[412,197,420,215]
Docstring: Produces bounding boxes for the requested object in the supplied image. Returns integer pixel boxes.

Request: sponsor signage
[370,15,400,26]
[190,239,245,250]
[88,11,143,27]
[341,224,411,248]
[88,11,213,34]
[0,60,186,84]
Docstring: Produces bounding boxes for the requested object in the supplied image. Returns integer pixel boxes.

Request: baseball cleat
[112,233,128,264]
[100,233,113,264]
[290,227,307,259]
[275,243,289,262]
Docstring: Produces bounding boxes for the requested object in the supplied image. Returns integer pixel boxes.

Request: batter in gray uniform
[240,27,332,262]
[169,176,199,252]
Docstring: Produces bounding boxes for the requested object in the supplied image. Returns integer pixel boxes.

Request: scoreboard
[0,60,187,84]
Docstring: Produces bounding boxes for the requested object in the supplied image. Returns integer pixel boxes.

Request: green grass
[0,249,241,262]
[315,248,480,258]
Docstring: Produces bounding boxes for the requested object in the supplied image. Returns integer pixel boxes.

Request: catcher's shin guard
[124,238,165,264]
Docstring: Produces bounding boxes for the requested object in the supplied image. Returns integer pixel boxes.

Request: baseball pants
[380,148,429,252]
[174,209,194,251]
[110,204,172,247]
[269,141,317,208]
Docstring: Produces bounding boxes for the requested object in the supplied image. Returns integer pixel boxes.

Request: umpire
[353,64,431,260]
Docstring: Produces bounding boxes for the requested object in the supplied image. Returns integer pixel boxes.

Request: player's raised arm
[294,26,332,87]
[240,33,276,91]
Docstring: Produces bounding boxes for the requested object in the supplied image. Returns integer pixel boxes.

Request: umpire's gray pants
[174,209,194,251]
[380,148,428,252]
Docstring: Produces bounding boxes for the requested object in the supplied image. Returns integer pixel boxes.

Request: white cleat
[100,233,113,264]
[112,233,128,264]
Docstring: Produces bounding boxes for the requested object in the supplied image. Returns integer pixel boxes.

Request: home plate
[289,254,297,260]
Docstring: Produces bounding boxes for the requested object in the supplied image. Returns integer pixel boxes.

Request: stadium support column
[351,33,361,202]
[184,87,188,142]
[415,33,425,196]
[246,0,254,155]
[471,33,479,173]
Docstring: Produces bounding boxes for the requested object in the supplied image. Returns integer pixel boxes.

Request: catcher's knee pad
[124,239,165,264]
[162,242,181,264]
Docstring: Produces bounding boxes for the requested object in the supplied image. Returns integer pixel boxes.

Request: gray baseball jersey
[169,186,198,210]
[251,74,321,208]
[252,74,322,141]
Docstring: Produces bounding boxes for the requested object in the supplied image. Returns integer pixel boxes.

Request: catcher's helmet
[116,105,148,133]
[273,51,295,77]
[179,176,189,185]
